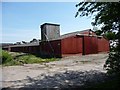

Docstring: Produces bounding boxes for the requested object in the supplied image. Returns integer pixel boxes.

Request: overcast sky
[2,2,93,43]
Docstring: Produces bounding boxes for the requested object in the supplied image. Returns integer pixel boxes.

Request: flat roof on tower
[40,23,60,28]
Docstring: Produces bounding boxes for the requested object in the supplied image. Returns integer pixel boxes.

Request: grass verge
[1,50,58,66]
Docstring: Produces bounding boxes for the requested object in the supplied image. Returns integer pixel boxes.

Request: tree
[104,31,116,40]
[30,38,38,43]
[95,30,103,36]
[93,27,103,35]
[16,42,21,45]
[76,1,120,74]
[104,32,117,52]
[22,41,27,44]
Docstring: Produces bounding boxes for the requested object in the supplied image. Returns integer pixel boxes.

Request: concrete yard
[1,53,109,88]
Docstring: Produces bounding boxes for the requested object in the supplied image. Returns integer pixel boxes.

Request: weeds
[17,54,56,64]
[1,50,57,66]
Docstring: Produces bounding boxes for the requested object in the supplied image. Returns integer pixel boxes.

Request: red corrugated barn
[3,23,110,58]
[39,23,109,57]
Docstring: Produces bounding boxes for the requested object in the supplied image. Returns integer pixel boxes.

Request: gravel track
[1,53,108,88]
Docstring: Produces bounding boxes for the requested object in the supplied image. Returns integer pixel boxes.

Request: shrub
[17,54,57,64]
[104,52,120,75]
[2,50,13,64]
[1,50,57,66]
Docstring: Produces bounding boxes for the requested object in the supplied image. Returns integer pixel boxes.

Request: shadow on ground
[2,70,112,90]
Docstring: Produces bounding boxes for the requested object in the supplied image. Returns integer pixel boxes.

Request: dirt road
[1,53,108,88]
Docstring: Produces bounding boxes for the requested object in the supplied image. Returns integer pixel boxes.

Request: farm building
[2,23,109,57]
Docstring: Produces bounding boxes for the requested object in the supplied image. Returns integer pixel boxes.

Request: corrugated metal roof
[44,29,97,40]
[3,29,97,48]
[59,29,92,39]
[10,42,40,47]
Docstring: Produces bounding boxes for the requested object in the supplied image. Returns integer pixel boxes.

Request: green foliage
[1,50,57,66]
[2,50,13,64]
[76,1,120,75]
[0,50,20,66]
[76,2,120,32]
[17,54,56,64]
[95,30,103,35]
[104,52,120,75]
[104,32,116,40]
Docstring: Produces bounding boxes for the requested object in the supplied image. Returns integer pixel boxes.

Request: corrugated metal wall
[40,40,61,57]
[3,36,109,57]
[10,46,40,55]
[61,36,83,54]
[83,36,98,55]
[98,37,109,52]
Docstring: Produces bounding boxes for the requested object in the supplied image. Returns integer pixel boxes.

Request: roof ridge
[60,29,91,39]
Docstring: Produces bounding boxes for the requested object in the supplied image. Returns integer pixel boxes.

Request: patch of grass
[17,54,57,64]
[1,50,58,66]
[1,50,21,66]
[1,50,13,64]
